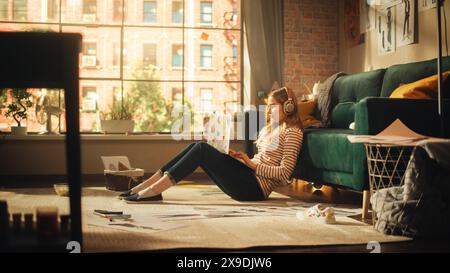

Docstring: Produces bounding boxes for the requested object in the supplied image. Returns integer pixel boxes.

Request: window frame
[172,44,183,68]
[143,1,157,23]
[142,43,157,68]
[172,0,183,24]
[81,86,98,113]
[200,44,213,68]
[200,1,212,24]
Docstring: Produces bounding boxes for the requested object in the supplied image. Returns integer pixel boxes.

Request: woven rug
[0,181,411,252]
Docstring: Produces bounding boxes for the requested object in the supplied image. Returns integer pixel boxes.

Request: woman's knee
[187,142,197,149]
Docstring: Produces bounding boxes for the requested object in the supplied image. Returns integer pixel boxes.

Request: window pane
[184,29,240,81]
[123,27,183,81]
[62,0,118,25]
[63,26,121,79]
[0,88,64,133]
[79,80,121,133]
[183,0,240,29]
[123,81,178,133]
[185,82,240,133]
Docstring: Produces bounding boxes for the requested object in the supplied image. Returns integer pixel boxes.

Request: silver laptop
[205,112,233,154]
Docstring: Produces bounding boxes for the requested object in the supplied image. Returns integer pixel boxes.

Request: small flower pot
[100,120,135,134]
[11,126,27,136]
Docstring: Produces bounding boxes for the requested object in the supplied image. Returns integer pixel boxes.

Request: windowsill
[0,133,244,142]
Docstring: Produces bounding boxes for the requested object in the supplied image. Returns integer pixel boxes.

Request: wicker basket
[104,168,145,191]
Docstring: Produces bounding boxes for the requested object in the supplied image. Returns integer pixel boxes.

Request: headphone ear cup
[283,99,295,115]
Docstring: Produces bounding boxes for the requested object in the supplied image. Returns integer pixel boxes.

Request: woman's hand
[230,150,257,170]
[228,149,237,157]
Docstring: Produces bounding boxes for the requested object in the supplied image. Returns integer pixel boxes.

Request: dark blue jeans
[159,142,266,201]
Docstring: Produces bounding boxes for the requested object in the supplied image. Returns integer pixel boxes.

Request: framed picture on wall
[396,0,417,47]
[377,5,396,55]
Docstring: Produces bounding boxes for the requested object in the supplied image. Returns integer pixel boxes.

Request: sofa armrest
[355,97,450,138]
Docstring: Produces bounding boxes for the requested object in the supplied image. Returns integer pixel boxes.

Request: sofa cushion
[331,102,356,129]
[381,56,450,97]
[331,69,385,128]
[300,128,354,173]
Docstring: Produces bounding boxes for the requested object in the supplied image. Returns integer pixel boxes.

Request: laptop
[101,156,132,171]
[204,112,233,154]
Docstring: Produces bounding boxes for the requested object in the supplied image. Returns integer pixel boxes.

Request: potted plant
[2,88,33,136]
[100,98,135,134]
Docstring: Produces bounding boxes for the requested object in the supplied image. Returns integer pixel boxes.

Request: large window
[0,0,241,134]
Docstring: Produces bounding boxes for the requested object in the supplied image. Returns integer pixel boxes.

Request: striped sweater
[251,125,303,199]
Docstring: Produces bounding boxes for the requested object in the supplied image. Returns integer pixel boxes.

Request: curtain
[243,0,284,104]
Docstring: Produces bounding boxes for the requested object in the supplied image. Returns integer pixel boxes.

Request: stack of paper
[347,119,430,145]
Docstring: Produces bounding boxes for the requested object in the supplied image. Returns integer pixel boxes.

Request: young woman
[121,87,304,203]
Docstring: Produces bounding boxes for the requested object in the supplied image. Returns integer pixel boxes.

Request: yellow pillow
[297,99,321,128]
[390,71,450,99]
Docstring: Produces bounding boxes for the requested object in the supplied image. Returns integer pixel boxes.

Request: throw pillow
[390,71,450,99]
[297,100,321,128]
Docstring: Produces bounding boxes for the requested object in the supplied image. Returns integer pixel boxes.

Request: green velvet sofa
[245,57,450,193]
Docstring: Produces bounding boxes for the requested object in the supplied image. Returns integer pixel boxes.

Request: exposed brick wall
[284,0,339,96]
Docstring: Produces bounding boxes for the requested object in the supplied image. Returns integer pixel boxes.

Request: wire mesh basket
[365,143,415,235]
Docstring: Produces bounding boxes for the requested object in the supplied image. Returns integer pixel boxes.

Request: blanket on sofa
[316,72,346,127]
[370,139,450,238]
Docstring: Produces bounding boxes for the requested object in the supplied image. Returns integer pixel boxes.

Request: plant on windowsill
[100,98,135,135]
[1,88,33,136]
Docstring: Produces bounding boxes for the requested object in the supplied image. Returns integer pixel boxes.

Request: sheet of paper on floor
[87,211,188,234]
